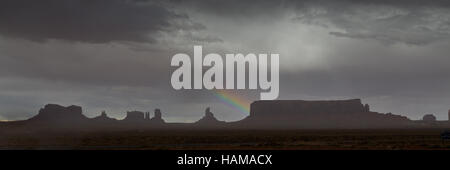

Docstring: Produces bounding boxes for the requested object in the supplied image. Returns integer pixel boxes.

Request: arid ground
[1,129,450,150]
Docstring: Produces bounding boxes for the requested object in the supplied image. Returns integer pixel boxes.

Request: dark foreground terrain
[1,129,450,150]
[1,101,449,150]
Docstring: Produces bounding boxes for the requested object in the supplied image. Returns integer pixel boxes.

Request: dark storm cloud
[294,1,450,45]
[2,0,449,45]
[0,0,204,43]
[178,0,450,45]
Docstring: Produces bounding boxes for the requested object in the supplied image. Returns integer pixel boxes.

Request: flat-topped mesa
[122,109,166,126]
[123,111,145,121]
[242,99,411,128]
[249,99,367,117]
[29,104,87,122]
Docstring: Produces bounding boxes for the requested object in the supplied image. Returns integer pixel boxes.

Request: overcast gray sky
[1,0,450,122]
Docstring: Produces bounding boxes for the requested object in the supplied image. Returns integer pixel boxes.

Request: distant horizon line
[1,98,450,123]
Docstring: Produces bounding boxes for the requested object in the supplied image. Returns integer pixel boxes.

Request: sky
[1,0,450,122]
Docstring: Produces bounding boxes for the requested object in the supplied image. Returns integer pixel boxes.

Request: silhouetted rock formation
[121,109,166,126]
[29,104,88,123]
[448,109,450,121]
[239,99,412,128]
[92,111,116,121]
[149,109,165,124]
[144,112,150,120]
[249,99,367,117]
[422,114,436,122]
[5,99,449,131]
[124,111,145,121]
[364,104,370,112]
[195,107,225,126]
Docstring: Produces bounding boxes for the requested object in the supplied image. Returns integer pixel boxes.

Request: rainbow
[213,89,251,115]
